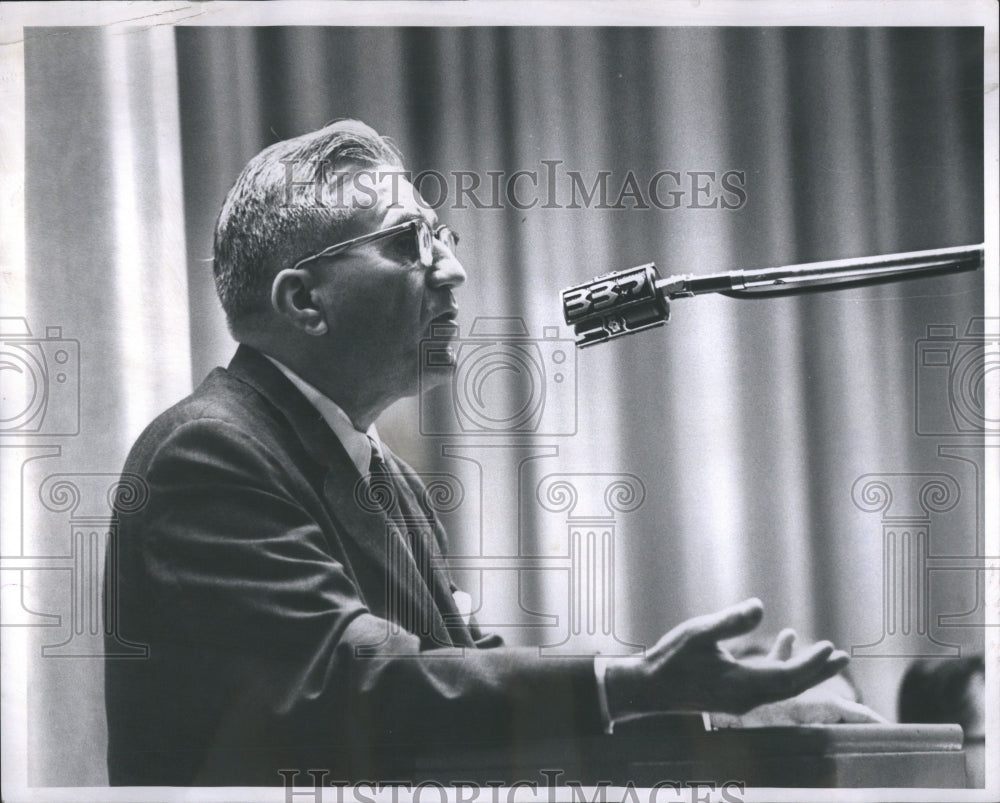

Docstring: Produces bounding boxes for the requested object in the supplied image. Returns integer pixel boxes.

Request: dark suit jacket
[104,345,600,785]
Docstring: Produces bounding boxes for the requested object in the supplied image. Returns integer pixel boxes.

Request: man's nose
[428,248,466,289]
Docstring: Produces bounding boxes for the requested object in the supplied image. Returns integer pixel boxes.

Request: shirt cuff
[594,657,716,735]
[707,711,742,729]
[593,656,615,734]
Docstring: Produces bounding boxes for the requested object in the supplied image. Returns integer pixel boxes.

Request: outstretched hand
[605,598,853,719]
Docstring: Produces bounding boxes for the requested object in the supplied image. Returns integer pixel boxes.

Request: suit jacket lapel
[226,345,460,648]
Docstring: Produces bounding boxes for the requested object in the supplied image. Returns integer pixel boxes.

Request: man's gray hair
[213,119,404,326]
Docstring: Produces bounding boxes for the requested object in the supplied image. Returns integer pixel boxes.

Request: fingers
[767,628,796,661]
[833,699,889,724]
[739,694,888,726]
[688,597,764,644]
[784,639,835,670]
[742,642,845,703]
[781,644,849,696]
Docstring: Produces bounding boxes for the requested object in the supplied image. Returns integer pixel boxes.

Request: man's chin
[418,351,457,390]
[420,320,458,366]
[410,331,456,398]
[433,343,457,365]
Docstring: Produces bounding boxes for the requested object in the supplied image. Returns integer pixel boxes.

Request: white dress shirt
[264,355,381,475]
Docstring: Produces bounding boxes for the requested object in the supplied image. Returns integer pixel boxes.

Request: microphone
[561,243,983,348]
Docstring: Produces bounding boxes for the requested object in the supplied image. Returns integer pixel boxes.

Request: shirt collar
[263,355,380,476]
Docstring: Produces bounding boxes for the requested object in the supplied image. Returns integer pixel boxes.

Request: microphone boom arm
[561,243,983,348]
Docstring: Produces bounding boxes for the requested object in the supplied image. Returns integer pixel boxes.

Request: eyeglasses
[292,218,459,271]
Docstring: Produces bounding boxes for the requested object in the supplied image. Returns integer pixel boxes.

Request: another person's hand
[711,688,886,727]
[604,598,852,720]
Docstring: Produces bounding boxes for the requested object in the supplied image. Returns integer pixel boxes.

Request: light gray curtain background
[18,25,985,786]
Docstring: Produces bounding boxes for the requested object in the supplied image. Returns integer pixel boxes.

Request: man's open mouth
[427,309,459,336]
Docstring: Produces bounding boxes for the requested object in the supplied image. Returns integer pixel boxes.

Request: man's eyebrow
[394,210,440,227]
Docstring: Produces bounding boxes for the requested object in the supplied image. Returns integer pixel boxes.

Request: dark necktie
[367,435,421,564]
[366,436,471,646]
[367,434,388,478]
[367,437,435,603]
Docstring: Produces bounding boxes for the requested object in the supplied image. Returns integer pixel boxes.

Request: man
[104,119,879,786]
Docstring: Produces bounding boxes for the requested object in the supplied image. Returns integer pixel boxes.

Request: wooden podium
[404,720,968,788]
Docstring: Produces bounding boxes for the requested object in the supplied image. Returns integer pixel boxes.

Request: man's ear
[271,268,329,335]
